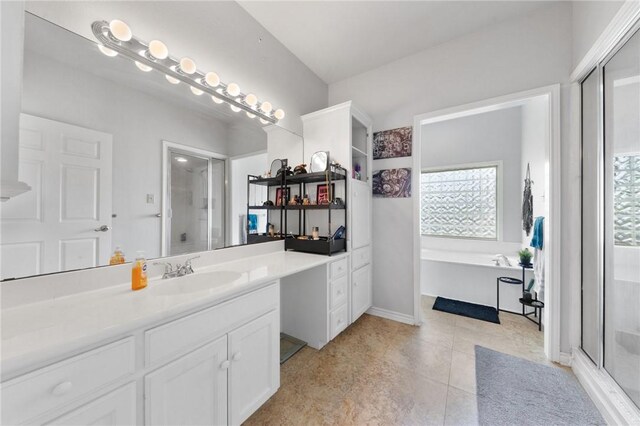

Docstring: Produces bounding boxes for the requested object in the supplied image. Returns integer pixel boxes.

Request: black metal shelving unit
[246,174,286,244]
[246,165,348,255]
[284,165,348,256]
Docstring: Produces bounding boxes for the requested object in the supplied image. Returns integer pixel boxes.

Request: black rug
[432,296,500,324]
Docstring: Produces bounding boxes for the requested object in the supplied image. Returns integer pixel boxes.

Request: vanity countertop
[1,250,347,377]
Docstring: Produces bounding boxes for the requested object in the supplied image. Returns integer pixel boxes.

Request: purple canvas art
[373,126,412,159]
[372,168,412,198]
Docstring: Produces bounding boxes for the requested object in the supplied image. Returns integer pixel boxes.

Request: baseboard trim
[559,351,572,367]
[572,348,640,425]
[366,307,416,325]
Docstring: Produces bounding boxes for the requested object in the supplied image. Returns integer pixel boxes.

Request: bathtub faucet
[493,254,512,267]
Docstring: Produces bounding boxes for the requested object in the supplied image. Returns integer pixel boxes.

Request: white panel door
[0,114,112,279]
[228,310,279,425]
[350,179,371,249]
[45,383,136,426]
[352,263,372,322]
[145,335,228,426]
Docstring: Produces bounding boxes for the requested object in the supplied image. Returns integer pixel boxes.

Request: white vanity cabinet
[144,283,280,426]
[145,336,228,425]
[46,383,137,426]
[2,282,280,426]
[302,102,374,324]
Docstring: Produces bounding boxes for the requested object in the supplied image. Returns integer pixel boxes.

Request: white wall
[329,3,573,347]
[520,96,549,244]
[421,106,523,244]
[24,1,328,134]
[571,1,625,69]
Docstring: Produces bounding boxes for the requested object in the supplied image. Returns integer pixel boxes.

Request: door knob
[51,381,73,396]
[219,360,230,370]
[232,352,242,361]
[94,225,111,232]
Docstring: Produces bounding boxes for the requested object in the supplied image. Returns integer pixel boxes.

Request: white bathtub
[421,249,535,314]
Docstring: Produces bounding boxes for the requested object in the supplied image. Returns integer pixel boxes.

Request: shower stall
[581,22,640,409]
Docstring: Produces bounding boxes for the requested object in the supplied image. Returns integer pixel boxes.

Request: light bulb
[212,89,224,104]
[259,118,269,124]
[135,61,152,72]
[190,86,203,96]
[226,82,240,97]
[179,57,196,74]
[148,40,168,60]
[246,112,256,118]
[244,93,257,106]
[260,101,272,114]
[205,72,220,87]
[109,20,132,42]
[165,75,180,84]
[274,109,285,120]
[231,105,241,112]
[98,45,118,57]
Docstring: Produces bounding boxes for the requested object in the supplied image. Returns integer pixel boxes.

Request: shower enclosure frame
[161,140,228,257]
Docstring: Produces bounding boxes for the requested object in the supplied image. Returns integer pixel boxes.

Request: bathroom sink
[150,271,243,295]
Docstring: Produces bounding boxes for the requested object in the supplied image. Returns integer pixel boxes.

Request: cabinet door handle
[51,381,73,396]
[354,281,359,287]
[337,289,343,295]
[220,360,230,370]
[337,318,343,325]
[232,352,242,361]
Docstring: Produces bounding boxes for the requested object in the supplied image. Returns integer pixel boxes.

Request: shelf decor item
[316,183,335,205]
[373,126,412,159]
[309,151,329,172]
[276,187,290,206]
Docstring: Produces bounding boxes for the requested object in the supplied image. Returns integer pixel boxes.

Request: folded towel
[530,216,544,249]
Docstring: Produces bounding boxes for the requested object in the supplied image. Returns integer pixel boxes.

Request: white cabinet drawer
[330,257,348,279]
[330,304,348,340]
[1,337,135,426]
[145,282,278,366]
[352,246,370,270]
[329,275,348,310]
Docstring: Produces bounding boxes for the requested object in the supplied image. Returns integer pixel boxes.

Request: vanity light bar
[91,20,284,124]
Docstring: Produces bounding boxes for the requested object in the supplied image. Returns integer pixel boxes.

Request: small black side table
[496,276,523,314]
[519,263,533,315]
[520,298,544,331]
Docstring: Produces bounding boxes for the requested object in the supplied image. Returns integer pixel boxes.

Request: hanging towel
[522,164,534,236]
[530,216,544,249]
[533,247,545,295]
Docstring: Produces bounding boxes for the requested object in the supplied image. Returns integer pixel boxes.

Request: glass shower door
[603,26,640,408]
[168,151,210,256]
[167,151,226,256]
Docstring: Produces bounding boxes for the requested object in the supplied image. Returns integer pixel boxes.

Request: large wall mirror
[0,13,303,280]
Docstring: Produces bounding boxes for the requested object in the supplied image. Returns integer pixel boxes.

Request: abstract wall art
[373,126,412,159]
[372,168,412,198]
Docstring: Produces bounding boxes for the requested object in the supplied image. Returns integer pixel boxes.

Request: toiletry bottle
[109,246,125,265]
[131,251,148,291]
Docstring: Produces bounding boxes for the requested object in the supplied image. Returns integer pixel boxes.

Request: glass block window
[614,155,640,246]
[421,166,498,239]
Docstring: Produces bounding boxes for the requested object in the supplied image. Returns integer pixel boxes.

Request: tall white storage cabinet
[302,101,373,323]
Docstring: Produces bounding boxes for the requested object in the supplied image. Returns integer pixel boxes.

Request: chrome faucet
[493,254,512,267]
[177,256,199,276]
[154,256,200,279]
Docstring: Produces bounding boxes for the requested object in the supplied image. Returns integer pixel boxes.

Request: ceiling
[238,1,550,84]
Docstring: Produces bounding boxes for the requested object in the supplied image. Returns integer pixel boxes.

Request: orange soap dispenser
[131,251,148,291]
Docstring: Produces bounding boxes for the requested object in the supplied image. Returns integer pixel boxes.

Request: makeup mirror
[309,151,329,173]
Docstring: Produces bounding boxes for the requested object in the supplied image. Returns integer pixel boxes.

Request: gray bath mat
[475,346,604,425]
